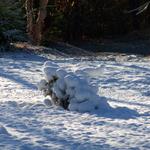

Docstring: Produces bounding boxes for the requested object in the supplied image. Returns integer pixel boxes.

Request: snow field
[0,52,150,150]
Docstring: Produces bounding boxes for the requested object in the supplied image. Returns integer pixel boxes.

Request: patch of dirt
[11,42,95,57]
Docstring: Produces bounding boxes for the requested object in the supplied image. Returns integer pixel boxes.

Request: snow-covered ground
[0,51,150,150]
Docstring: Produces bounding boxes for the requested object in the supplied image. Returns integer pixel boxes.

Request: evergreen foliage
[43,0,150,42]
[0,0,25,44]
[1,0,150,44]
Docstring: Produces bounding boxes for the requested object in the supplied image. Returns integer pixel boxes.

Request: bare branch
[124,1,150,15]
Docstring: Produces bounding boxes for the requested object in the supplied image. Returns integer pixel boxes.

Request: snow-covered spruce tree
[38,61,111,113]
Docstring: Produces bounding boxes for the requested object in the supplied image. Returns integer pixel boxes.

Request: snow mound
[38,61,111,113]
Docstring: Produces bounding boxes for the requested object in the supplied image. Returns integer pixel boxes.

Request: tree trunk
[25,0,34,41]
[25,0,48,45]
[33,0,48,44]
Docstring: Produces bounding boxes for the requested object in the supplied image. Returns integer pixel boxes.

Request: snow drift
[38,61,111,113]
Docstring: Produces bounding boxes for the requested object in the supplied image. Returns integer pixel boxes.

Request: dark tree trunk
[25,0,34,40]
[25,0,48,45]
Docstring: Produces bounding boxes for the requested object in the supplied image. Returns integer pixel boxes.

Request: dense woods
[1,0,150,45]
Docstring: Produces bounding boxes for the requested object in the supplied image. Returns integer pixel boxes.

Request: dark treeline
[1,0,150,45]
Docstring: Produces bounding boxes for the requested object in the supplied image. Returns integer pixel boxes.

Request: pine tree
[0,0,25,43]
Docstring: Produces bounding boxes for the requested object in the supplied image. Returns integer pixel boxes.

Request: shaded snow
[0,52,150,150]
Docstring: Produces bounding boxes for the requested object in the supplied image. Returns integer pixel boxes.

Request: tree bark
[25,0,48,45]
[33,0,48,44]
[25,0,34,40]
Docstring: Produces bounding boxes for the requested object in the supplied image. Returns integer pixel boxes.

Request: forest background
[1,0,150,53]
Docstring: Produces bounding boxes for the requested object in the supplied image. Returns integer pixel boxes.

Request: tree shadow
[0,50,48,62]
[82,96,141,120]
[90,96,150,120]
[109,98,150,109]
[0,101,115,150]
[94,106,140,120]
[0,69,37,90]
[0,52,48,90]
